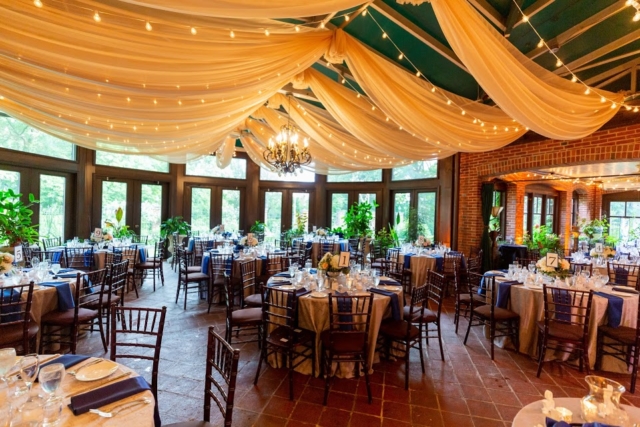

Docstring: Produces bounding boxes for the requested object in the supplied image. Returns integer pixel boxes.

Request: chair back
[31,250,66,267]
[606,261,640,290]
[210,253,231,286]
[262,287,298,340]
[526,249,541,259]
[152,240,164,263]
[326,293,373,352]
[110,305,167,399]
[65,246,95,271]
[108,260,129,304]
[120,247,139,269]
[466,272,484,308]
[407,284,427,323]
[204,326,240,426]
[426,270,446,317]
[348,238,359,253]
[0,282,35,353]
[541,284,593,337]
[266,253,285,276]
[240,259,259,306]
[131,235,148,245]
[21,244,38,267]
[176,246,190,276]
[194,238,206,264]
[370,240,384,260]
[319,241,334,259]
[41,237,62,250]
[516,257,538,268]
[104,251,123,269]
[77,269,108,311]
[444,252,464,275]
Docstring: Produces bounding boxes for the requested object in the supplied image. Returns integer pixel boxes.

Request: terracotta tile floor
[75,265,638,426]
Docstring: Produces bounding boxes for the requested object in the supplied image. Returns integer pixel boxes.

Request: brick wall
[457,123,640,254]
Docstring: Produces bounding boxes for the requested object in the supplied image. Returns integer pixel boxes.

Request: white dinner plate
[379,285,402,291]
[278,285,295,290]
[310,291,326,298]
[75,359,119,382]
[271,277,289,282]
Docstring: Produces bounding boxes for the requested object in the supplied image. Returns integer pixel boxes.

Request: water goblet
[528,262,536,273]
[19,355,39,395]
[38,364,65,402]
[29,256,39,269]
[50,264,61,278]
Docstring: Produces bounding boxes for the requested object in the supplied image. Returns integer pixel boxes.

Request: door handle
[135,224,139,228]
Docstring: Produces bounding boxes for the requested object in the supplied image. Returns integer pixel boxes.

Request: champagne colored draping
[116,0,367,19]
[326,30,525,151]
[428,0,623,140]
[0,0,333,160]
[215,136,237,169]
[293,68,450,160]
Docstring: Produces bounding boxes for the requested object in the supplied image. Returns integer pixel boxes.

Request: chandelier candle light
[263,95,311,176]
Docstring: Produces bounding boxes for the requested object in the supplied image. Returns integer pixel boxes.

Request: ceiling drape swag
[428,0,623,140]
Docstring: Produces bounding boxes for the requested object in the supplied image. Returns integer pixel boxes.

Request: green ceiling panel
[601,72,631,93]
[380,1,450,48]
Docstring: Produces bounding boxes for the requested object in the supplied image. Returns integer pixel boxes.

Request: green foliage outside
[375,226,398,252]
[96,150,169,173]
[327,170,382,183]
[39,175,66,239]
[250,221,265,233]
[344,201,377,238]
[186,157,247,179]
[0,170,20,194]
[0,117,75,161]
[0,189,39,246]
[522,224,561,257]
[391,160,437,181]
[330,193,348,230]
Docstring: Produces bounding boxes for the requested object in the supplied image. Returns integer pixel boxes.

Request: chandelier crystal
[263,104,311,175]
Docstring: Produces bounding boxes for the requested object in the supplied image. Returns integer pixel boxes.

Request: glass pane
[0,117,75,160]
[191,188,212,234]
[330,193,349,230]
[391,160,437,181]
[221,189,241,232]
[610,201,625,217]
[186,157,247,179]
[533,197,543,214]
[291,193,310,234]
[627,202,640,218]
[260,168,315,182]
[0,170,20,193]
[39,175,65,239]
[394,192,411,242]
[101,181,127,230]
[140,184,162,241]
[264,192,282,242]
[609,217,622,240]
[417,192,436,239]
[358,193,377,233]
[95,151,169,173]
[545,198,554,230]
[327,170,382,183]
[532,214,542,228]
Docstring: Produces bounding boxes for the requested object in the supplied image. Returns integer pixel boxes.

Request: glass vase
[581,376,630,425]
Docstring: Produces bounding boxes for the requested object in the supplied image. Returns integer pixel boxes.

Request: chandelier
[263,98,311,176]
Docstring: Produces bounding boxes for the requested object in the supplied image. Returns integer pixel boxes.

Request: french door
[327,190,381,232]
[93,178,169,240]
[391,189,437,242]
[259,189,314,242]
[184,184,245,234]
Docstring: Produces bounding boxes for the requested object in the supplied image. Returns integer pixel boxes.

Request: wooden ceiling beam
[339,2,372,29]
[504,0,525,38]
[572,49,640,74]
[583,58,640,86]
[595,69,631,89]
[510,0,555,33]
[371,0,468,73]
[467,0,506,31]
[526,0,627,60]
[317,12,337,29]
[279,84,319,103]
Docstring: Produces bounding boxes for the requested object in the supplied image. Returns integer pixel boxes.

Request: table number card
[94,228,103,241]
[545,253,558,268]
[248,233,254,239]
[339,251,350,267]
[13,245,23,263]
[595,242,603,253]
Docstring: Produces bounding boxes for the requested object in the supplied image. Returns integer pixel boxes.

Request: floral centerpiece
[104,207,133,238]
[318,252,349,275]
[239,235,258,247]
[536,256,571,279]
[316,228,327,237]
[415,235,431,247]
[0,252,14,273]
[91,230,113,243]
[590,246,616,259]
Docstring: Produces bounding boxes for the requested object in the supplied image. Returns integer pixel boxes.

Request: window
[39,175,66,239]
[186,157,247,179]
[327,170,382,183]
[330,193,349,229]
[394,192,411,241]
[572,191,580,226]
[545,198,554,230]
[417,192,436,239]
[291,193,310,233]
[101,181,127,229]
[609,201,640,241]
[0,116,75,160]
[221,189,241,232]
[140,184,163,239]
[391,160,437,181]
[523,193,557,234]
[523,195,529,234]
[96,151,169,173]
[358,193,377,232]
[191,188,212,234]
[0,170,20,193]
[264,192,283,241]
[260,168,315,182]
[491,190,505,237]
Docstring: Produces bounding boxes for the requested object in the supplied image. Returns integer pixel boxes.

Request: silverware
[68,358,103,376]
[89,398,151,417]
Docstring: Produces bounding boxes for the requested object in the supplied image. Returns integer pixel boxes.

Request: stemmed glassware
[0,348,16,389]
[19,354,40,396]
[50,263,61,277]
[38,363,64,402]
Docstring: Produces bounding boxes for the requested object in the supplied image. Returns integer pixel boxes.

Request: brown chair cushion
[599,325,637,345]
[230,307,262,324]
[136,261,159,269]
[85,294,121,309]
[0,323,39,346]
[41,308,99,326]
[321,329,365,353]
[163,422,215,427]
[187,266,202,273]
[244,293,263,307]
[185,272,209,282]
[536,320,583,341]
[268,325,314,346]
[403,306,421,322]
[460,294,486,304]
[473,305,519,321]
[379,319,420,340]
[420,308,438,324]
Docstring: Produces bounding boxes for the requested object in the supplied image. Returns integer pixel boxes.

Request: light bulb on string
[584,88,591,95]
[33,0,42,7]
[522,15,529,22]
[398,53,404,60]
[571,75,578,83]
[230,30,235,38]
[345,15,350,21]
[93,11,101,22]
[555,58,563,67]
[635,11,640,21]
[295,25,300,32]
[362,9,367,16]
[600,96,606,103]
[382,32,387,39]
[145,21,152,31]
[264,29,270,36]
[537,39,544,48]
[191,27,197,35]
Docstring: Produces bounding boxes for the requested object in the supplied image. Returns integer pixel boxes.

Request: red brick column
[558,190,572,251]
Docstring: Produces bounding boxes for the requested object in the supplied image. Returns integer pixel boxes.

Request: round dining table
[511,397,640,426]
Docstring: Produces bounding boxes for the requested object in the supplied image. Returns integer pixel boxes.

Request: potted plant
[0,189,39,249]
[375,226,398,253]
[104,207,134,239]
[160,216,191,259]
[249,220,265,234]
[343,201,377,238]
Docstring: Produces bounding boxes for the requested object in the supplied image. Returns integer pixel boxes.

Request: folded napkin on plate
[612,286,639,294]
[274,272,293,278]
[369,288,401,321]
[551,288,572,322]
[50,268,73,274]
[39,282,75,310]
[310,268,317,274]
[296,288,311,298]
[545,416,616,427]
[594,292,623,328]
[69,376,150,416]
[269,281,291,287]
[56,272,79,278]
[40,354,90,371]
[496,281,520,309]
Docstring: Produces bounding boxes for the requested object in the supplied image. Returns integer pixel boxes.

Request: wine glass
[0,348,16,396]
[19,354,39,394]
[38,363,65,401]
[50,263,61,277]
[29,256,39,269]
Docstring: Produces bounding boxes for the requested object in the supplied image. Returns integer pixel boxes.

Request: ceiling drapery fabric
[428,0,623,140]
[0,0,332,160]
[326,30,525,152]
[215,136,237,169]
[116,0,367,19]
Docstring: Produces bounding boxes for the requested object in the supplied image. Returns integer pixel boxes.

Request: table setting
[0,349,156,427]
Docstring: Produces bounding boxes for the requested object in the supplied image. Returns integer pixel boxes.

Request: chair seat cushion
[136,261,159,269]
[163,421,215,427]
[460,294,486,304]
[599,325,637,345]
[244,293,263,307]
[41,308,99,325]
[230,307,262,324]
[85,294,121,309]
[379,319,420,340]
[473,305,519,321]
[185,272,209,282]
[0,323,39,346]
[268,325,314,346]
[536,320,583,341]
[187,266,202,273]
[321,329,365,353]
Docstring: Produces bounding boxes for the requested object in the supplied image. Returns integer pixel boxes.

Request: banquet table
[7,355,155,427]
[398,253,442,287]
[493,277,639,372]
[265,276,403,378]
[511,397,640,427]
[48,245,148,270]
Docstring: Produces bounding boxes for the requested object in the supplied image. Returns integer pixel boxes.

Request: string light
[295,25,300,32]
[537,39,544,48]
[555,58,563,67]
[145,21,152,31]
[382,32,387,39]
[33,0,42,7]
[190,27,197,35]
[521,15,528,22]
[398,53,404,60]
[345,15,350,21]
[230,30,235,38]
[93,11,101,22]
[264,29,269,36]
[571,75,578,83]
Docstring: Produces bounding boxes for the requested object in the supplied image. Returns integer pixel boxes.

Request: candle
[552,407,572,422]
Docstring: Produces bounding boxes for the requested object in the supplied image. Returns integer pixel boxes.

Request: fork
[89,398,151,418]
[68,358,102,376]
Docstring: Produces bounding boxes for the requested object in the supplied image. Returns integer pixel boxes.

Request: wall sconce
[491,206,504,217]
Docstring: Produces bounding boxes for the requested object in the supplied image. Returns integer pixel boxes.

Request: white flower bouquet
[240,236,258,247]
[318,252,348,274]
[316,228,327,237]
[590,246,616,258]
[536,257,571,279]
[0,252,14,274]
[415,235,431,247]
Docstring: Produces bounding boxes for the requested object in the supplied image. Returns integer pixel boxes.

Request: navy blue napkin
[269,281,291,287]
[545,416,616,427]
[431,254,444,271]
[614,267,629,286]
[56,272,79,278]
[403,253,413,269]
[39,282,75,310]
[369,288,401,321]
[551,288,571,322]
[379,278,400,286]
[334,291,354,330]
[137,247,146,263]
[50,268,73,274]
[69,376,151,415]
[594,292,623,328]
[41,354,90,370]
[201,254,210,274]
[275,272,293,278]
[479,272,506,295]
[1,288,22,323]
[496,281,519,309]
[51,251,63,264]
